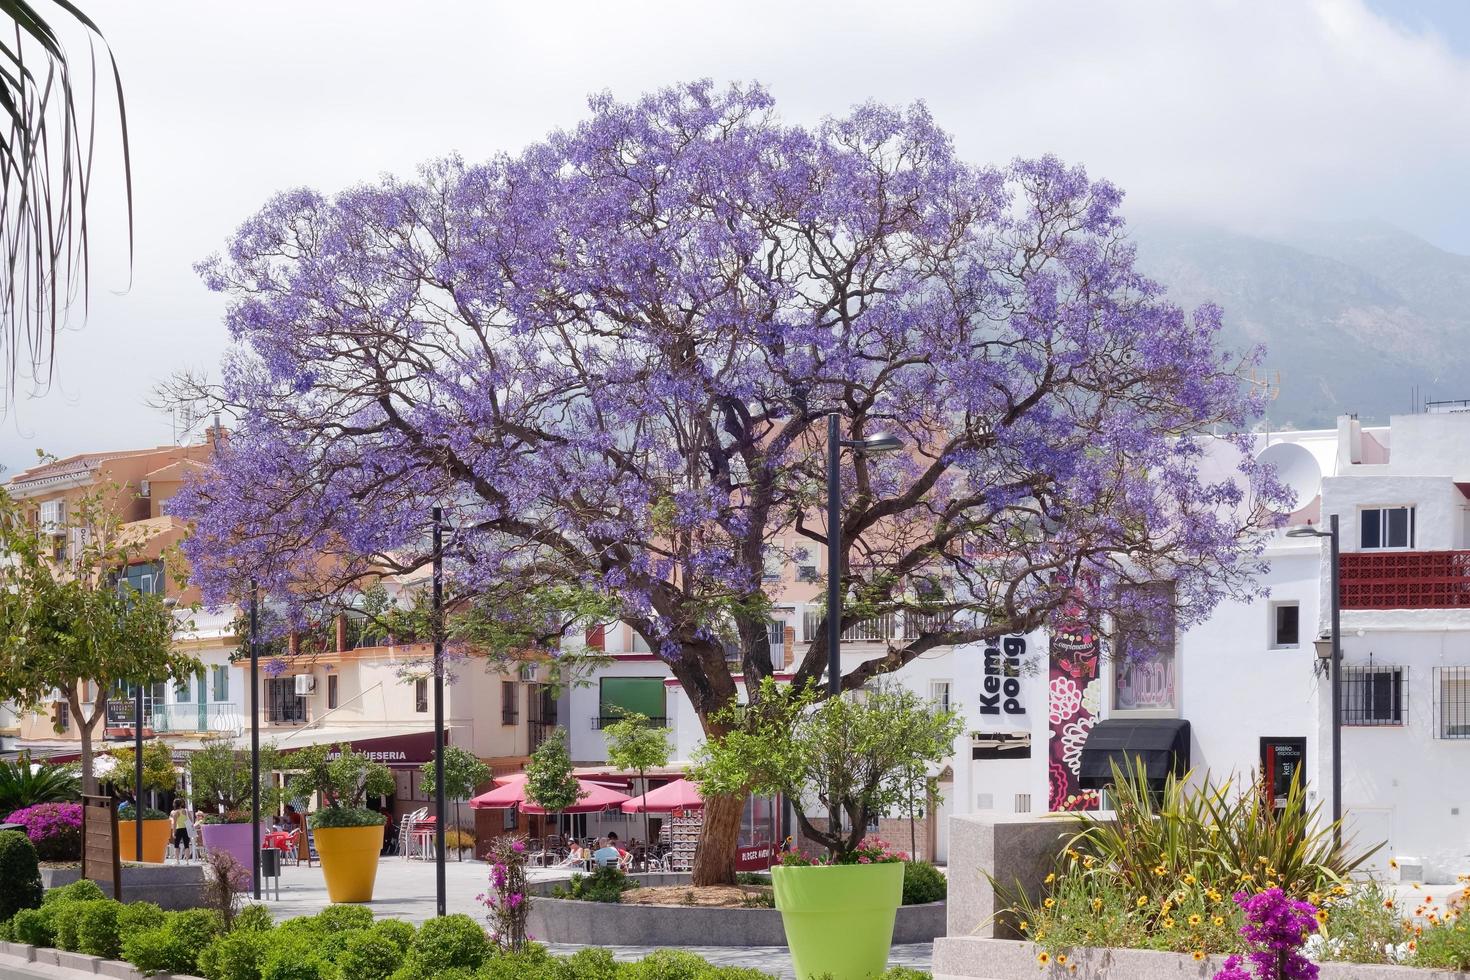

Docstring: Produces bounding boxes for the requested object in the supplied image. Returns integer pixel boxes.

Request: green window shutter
[599,677,665,720]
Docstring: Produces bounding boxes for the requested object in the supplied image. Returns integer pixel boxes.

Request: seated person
[556,842,588,867]
[591,836,622,868]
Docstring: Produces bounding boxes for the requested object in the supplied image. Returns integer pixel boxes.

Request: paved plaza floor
[246,855,934,978]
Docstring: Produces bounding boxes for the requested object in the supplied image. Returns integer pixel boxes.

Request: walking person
[169,802,191,864]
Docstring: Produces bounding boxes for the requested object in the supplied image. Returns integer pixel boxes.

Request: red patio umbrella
[619,777,703,813]
[468,776,631,813]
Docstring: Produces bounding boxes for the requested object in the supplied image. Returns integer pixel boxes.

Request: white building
[571,410,1470,881]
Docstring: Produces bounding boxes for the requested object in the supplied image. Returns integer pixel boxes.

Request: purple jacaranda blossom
[173,80,1288,877]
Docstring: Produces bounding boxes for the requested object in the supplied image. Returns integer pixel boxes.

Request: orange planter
[118,819,171,863]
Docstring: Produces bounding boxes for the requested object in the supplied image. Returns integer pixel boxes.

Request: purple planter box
[199,822,266,887]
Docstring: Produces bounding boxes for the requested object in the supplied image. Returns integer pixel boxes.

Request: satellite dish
[1255,442,1322,514]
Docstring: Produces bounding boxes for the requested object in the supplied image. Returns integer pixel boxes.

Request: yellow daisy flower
[1213,916,1225,927]
[1315,910,1329,925]
[1045,873,1056,884]
[1044,897,1056,909]
[1136,896,1149,908]
[1163,917,1176,929]
[1037,951,1051,966]
[1188,914,1202,926]
[1192,951,1206,962]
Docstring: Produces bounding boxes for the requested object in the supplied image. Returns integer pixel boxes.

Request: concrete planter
[525,873,944,948]
[42,863,207,911]
[0,938,203,979]
[933,936,1470,980]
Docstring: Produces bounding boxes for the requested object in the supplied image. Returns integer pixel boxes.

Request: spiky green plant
[0,753,79,813]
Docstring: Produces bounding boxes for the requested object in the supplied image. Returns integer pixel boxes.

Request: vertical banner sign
[1048,617,1102,812]
[979,635,1027,722]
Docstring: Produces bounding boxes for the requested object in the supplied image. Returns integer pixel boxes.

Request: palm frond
[0,0,129,407]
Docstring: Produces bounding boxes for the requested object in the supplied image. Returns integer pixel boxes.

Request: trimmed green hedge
[0,881,936,980]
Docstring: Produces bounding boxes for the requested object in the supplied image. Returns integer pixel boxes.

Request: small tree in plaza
[189,740,282,820]
[693,680,961,860]
[419,746,491,857]
[105,739,178,813]
[603,713,671,850]
[286,743,395,828]
[0,485,197,793]
[171,82,1288,882]
[524,729,583,841]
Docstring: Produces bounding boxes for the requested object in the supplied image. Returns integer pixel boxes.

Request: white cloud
[4,0,1466,465]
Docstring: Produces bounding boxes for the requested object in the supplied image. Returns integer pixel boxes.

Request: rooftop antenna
[172,399,200,446]
[1246,369,1282,446]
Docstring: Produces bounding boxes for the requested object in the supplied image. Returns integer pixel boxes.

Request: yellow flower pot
[313,824,385,903]
[118,819,171,863]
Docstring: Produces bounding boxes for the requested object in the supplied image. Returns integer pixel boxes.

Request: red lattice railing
[1339,551,1470,609]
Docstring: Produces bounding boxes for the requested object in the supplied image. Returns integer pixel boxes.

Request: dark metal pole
[1329,514,1342,850]
[432,507,447,917]
[133,682,143,861]
[250,582,261,900]
[826,413,842,697]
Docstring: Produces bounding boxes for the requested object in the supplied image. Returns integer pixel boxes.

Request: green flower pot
[772,862,904,979]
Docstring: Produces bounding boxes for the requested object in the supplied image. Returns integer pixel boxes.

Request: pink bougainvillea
[5,803,82,861]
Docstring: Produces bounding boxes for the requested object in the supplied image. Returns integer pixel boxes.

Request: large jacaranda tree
[171,81,1286,884]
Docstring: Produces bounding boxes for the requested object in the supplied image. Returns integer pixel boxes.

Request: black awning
[1077,718,1191,789]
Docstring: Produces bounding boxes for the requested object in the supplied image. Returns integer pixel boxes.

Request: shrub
[901,861,946,905]
[199,929,272,980]
[260,930,332,980]
[877,970,932,980]
[5,802,83,860]
[372,918,415,951]
[444,828,476,852]
[480,835,531,950]
[75,898,124,959]
[1304,883,1409,964]
[474,944,562,980]
[203,847,251,928]
[337,928,405,980]
[564,947,622,980]
[621,949,714,980]
[52,898,92,950]
[44,878,105,904]
[118,900,167,934]
[123,908,224,975]
[235,902,275,932]
[396,913,489,977]
[0,829,43,919]
[309,806,386,829]
[10,905,56,946]
[0,756,80,813]
[559,866,635,903]
[314,903,376,932]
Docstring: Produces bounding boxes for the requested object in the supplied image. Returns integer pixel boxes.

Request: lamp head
[1286,525,1330,539]
[856,433,903,454]
[1312,631,1334,661]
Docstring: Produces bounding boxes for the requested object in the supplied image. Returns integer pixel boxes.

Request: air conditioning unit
[294,674,316,696]
[518,664,537,682]
[797,565,819,583]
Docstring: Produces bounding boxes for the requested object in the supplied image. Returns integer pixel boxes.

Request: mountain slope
[1130,220,1470,429]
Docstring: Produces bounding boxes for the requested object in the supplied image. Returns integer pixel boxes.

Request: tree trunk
[692,792,743,886]
[640,768,652,855]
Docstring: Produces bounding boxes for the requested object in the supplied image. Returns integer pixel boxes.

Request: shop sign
[979,635,1027,717]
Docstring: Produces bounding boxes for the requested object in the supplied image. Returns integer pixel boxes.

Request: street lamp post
[431,507,447,918]
[824,413,905,696]
[1287,514,1342,849]
[249,581,261,900]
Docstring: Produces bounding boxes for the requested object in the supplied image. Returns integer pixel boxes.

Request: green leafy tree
[106,739,177,809]
[418,746,491,858]
[693,680,961,860]
[189,740,282,819]
[0,484,197,792]
[285,743,395,829]
[524,729,583,840]
[602,713,671,849]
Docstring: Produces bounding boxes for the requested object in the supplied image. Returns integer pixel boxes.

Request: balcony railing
[801,611,897,642]
[591,715,668,730]
[1339,551,1470,610]
[103,701,244,736]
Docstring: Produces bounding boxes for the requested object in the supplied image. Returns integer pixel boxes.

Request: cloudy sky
[3,0,1468,471]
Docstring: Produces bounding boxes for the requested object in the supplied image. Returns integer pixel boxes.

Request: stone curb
[0,941,203,980]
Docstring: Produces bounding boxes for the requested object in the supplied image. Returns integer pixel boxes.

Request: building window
[1113,582,1178,712]
[1269,602,1300,649]
[327,675,339,710]
[596,677,666,728]
[1341,665,1405,726]
[121,561,164,596]
[930,681,952,713]
[502,681,520,725]
[1360,506,1414,550]
[762,543,783,582]
[1435,667,1470,739]
[414,678,428,713]
[175,677,191,702]
[265,679,306,724]
[211,665,229,702]
[54,700,69,732]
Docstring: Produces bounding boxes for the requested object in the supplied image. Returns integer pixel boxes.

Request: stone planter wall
[41,864,207,911]
[525,872,945,947]
[0,940,203,979]
[933,936,1470,980]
